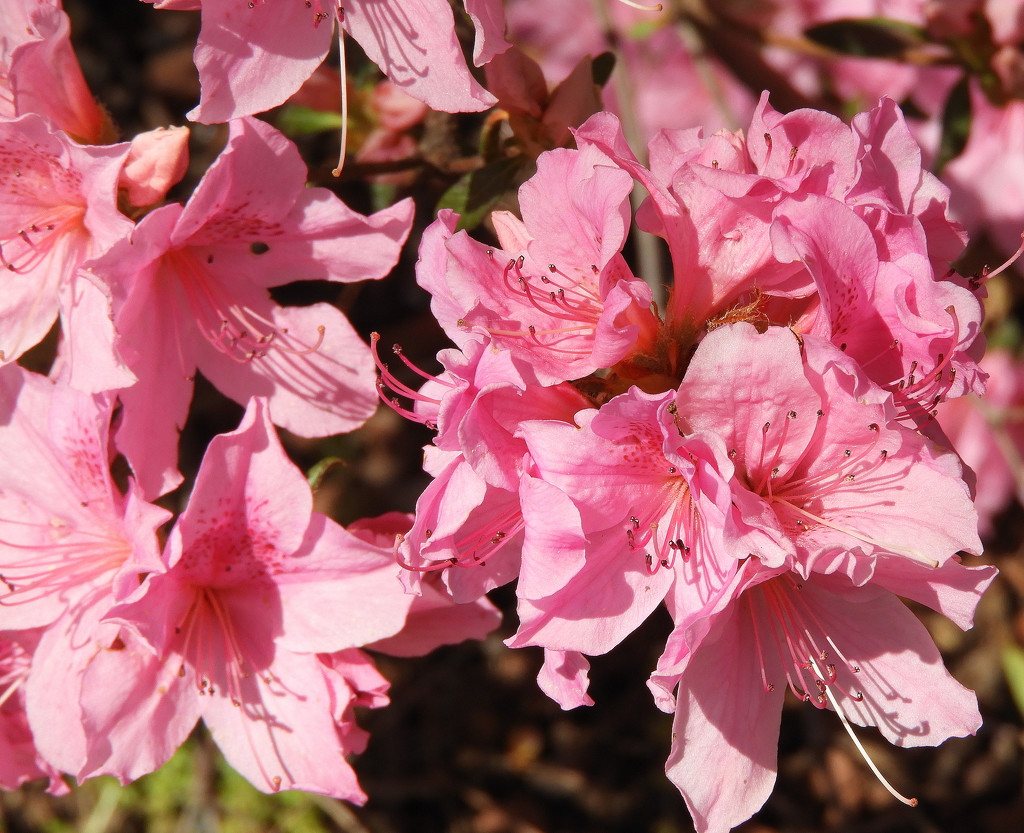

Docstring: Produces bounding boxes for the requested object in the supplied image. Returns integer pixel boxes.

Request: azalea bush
[1,1,1024,832]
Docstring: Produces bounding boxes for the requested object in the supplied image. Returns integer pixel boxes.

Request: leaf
[277,105,346,136]
[436,157,525,231]
[805,17,926,59]
[307,456,346,490]
[1002,643,1024,719]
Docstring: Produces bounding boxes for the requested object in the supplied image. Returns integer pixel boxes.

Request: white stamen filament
[616,0,663,10]
[332,17,348,177]
[807,655,918,808]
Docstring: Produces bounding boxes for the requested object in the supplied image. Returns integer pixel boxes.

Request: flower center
[174,585,286,792]
[459,253,606,361]
[741,407,937,568]
[166,247,326,366]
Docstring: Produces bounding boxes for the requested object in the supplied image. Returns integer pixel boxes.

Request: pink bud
[119,126,190,207]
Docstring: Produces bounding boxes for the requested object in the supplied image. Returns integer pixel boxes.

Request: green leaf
[436,157,524,231]
[277,105,346,136]
[1002,643,1024,719]
[307,456,345,490]
[805,17,926,59]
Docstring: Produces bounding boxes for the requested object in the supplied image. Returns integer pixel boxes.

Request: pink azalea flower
[673,324,982,583]
[0,114,134,391]
[76,399,458,797]
[377,338,589,601]
[161,0,498,124]
[89,116,413,498]
[0,365,170,776]
[509,322,982,665]
[512,385,777,656]
[418,144,659,385]
[0,0,109,143]
[397,448,528,603]
[651,561,994,833]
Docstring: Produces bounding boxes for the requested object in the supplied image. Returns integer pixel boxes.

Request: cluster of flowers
[382,94,999,831]
[0,0,1007,831]
[0,0,504,802]
[505,0,1024,537]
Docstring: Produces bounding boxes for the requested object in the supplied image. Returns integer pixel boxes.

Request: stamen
[331,14,348,177]
[751,579,918,807]
[616,0,662,9]
[172,249,326,364]
[395,509,524,572]
[807,655,918,807]
[976,231,1024,285]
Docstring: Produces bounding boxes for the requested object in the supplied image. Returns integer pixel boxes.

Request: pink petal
[344,0,496,114]
[202,648,367,800]
[188,0,333,123]
[537,649,594,710]
[665,602,785,833]
[78,637,198,783]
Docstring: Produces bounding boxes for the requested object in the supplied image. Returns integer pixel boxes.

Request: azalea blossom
[573,95,985,421]
[0,365,170,778]
[150,0,502,124]
[0,114,134,391]
[375,336,589,600]
[511,323,981,657]
[652,561,994,833]
[418,143,659,385]
[89,116,413,498]
[77,398,495,797]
